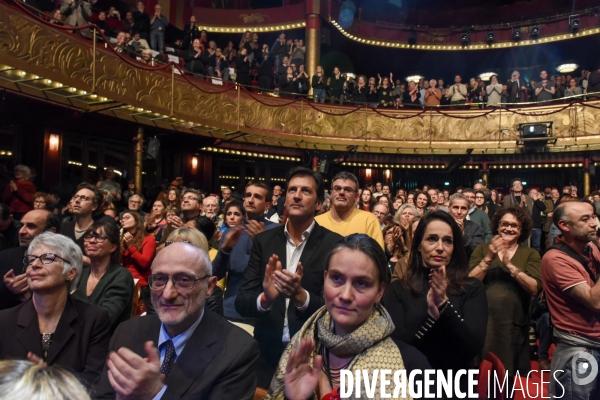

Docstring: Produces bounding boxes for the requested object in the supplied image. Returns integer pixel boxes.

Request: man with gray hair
[448,193,484,259]
[3,165,36,220]
[95,243,259,399]
[202,196,223,229]
[149,4,167,53]
[120,194,145,219]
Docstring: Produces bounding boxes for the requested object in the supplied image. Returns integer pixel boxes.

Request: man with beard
[168,189,202,229]
[0,209,59,309]
[542,201,600,398]
[202,196,222,229]
[95,243,259,399]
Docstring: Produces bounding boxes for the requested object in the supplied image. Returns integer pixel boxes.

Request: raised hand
[4,269,28,295]
[427,265,448,319]
[284,338,322,400]
[262,254,282,308]
[221,225,244,252]
[245,220,265,240]
[486,235,504,260]
[27,352,47,366]
[274,262,305,306]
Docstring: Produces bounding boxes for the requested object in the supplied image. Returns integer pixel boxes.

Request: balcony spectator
[486,75,502,107]
[296,64,309,97]
[352,75,368,104]
[271,32,287,66]
[182,15,200,50]
[122,11,134,33]
[149,4,167,53]
[375,73,394,108]
[235,47,251,86]
[445,74,467,105]
[534,70,556,103]
[327,67,345,104]
[311,66,327,103]
[184,38,205,75]
[564,77,582,98]
[59,0,96,39]
[3,165,35,220]
[507,70,528,103]
[403,80,421,108]
[290,39,305,68]
[128,31,149,52]
[50,9,64,24]
[239,31,255,62]
[424,79,441,106]
[366,76,379,107]
[275,56,290,85]
[467,77,485,107]
[279,66,297,99]
[95,11,115,37]
[201,40,217,74]
[208,48,229,82]
[140,49,155,65]
[132,1,150,41]
[258,52,274,92]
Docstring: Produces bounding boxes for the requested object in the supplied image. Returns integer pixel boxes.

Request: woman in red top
[2,165,36,219]
[121,211,156,312]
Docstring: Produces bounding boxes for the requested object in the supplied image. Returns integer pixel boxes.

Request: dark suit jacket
[0,296,111,387]
[507,78,528,103]
[0,246,26,310]
[94,311,259,399]
[235,222,342,387]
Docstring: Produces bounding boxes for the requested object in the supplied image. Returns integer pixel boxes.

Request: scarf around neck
[267,304,412,400]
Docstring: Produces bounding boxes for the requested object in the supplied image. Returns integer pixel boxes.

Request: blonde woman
[312,66,327,103]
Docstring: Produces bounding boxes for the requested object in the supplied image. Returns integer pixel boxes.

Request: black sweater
[531,199,547,228]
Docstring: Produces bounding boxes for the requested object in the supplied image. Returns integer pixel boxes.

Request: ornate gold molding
[1,3,600,155]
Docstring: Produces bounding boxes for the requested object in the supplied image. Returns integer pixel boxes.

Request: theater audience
[94,243,260,399]
[383,211,487,384]
[0,232,110,387]
[269,234,430,399]
[469,206,541,379]
[121,211,156,312]
[74,220,134,333]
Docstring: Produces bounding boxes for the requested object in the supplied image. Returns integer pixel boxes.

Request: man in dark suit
[235,167,342,388]
[95,242,259,399]
[0,209,59,310]
[506,70,528,103]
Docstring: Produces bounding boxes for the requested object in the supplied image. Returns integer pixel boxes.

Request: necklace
[320,345,356,389]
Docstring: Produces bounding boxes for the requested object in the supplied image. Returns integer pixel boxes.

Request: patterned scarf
[267,304,412,400]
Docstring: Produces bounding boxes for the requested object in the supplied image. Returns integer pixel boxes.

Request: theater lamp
[478,72,497,81]
[556,63,579,73]
[460,33,469,46]
[512,29,521,41]
[405,75,424,83]
[486,32,494,45]
[49,134,60,152]
[530,26,540,39]
[570,18,580,33]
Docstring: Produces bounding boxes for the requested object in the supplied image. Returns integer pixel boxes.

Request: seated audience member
[94,243,259,399]
[541,201,600,397]
[32,192,56,212]
[202,196,223,229]
[128,31,150,52]
[469,206,541,380]
[3,165,36,220]
[0,203,21,251]
[0,232,110,387]
[166,187,180,207]
[383,223,410,282]
[236,167,342,388]
[121,211,156,312]
[140,48,155,65]
[315,171,384,248]
[145,199,167,241]
[0,210,59,310]
[164,227,209,253]
[103,208,119,224]
[184,38,205,74]
[383,211,487,387]
[50,9,64,24]
[373,203,389,230]
[208,48,229,81]
[120,194,145,219]
[156,205,180,250]
[448,193,484,259]
[185,215,218,259]
[95,11,115,37]
[0,360,91,399]
[74,220,134,333]
[414,191,430,215]
[268,234,430,399]
[394,203,420,228]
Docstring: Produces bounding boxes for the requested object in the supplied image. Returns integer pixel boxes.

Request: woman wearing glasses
[469,206,541,380]
[0,232,110,387]
[74,220,134,333]
[121,211,156,313]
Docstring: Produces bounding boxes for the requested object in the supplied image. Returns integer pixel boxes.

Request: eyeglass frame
[182,196,199,202]
[23,253,71,273]
[148,272,211,292]
[83,233,110,243]
[499,221,521,229]
[331,185,356,194]
[72,194,93,202]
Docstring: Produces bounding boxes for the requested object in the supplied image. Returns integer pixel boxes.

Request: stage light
[570,19,580,33]
[460,33,469,46]
[486,32,495,45]
[513,29,521,41]
[556,63,579,73]
[478,72,498,81]
[530,26,540,39]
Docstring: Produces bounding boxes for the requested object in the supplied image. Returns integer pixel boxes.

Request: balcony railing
[1,1,600,155]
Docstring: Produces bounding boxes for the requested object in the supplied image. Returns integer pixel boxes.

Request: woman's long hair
[401,211,469,295]
[121,211,146,253]
[87,220,121,264]
[358,188,374,211]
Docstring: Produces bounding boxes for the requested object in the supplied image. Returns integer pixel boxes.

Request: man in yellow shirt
[315,171,385,248]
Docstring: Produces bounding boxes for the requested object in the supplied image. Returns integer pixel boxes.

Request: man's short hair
[183,189,201,199]
[245,180,272,202]
[448,193,470,207]
[461,188,475,195]
[331,171,359,191]
[44,213,61,232]
[75,183,104,214]
[203,196,218,206]
[285,167,325,203]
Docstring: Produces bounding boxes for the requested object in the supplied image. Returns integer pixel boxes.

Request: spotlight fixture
[570,18,580,33]
[460,33,469,46]
[530,26,540,39]
[405,75,425,83]
[478,72,498,81]
[486,32,495,45]
[556,63,579,73]
[513,29,521,41]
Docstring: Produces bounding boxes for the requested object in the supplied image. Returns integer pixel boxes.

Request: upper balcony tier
[2,1,600,156]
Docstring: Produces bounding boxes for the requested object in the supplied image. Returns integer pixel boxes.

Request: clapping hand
[284,338,323,400]
[262,254,282,308]
[122,232,134,247]
[426,265,448,320]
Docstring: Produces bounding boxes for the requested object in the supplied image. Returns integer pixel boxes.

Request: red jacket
[122,235,156,286]
[2,179,36,214]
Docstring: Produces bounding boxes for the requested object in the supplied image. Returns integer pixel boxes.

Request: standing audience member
[448,193,484,259]
[0,232,110,387]
[132,1,150,40]
[315,171,384,248]
[75,220,133,333]
[507,71,528,103]
[94,243,260,399]
[3,165,36,220]
[120,194,145,219]
[486,75,503,106]
[59,0,96,39]
[311,66,327,103]
[463,189,493,242]
[32,192,56,212]
[0,210,59,310]
[383,211,488,386]
[469,206,541,381]
[445,75,468,105]
[121,211,156,313]
[149,4,168,53]
[235,167,342,388]
[542,201,600,398]
[424,79,442,106]
[528,188,547,253]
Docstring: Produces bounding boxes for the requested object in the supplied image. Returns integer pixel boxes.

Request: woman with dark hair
[145,199,167,241]
[383,223,410,283]
[223,199,244,230]
[469,205,541,379]
[268,234,430,399]
[415,191,430,215]
[75,220,134,333]
[383,211,488,382]
[391,194,404,215]
[121,211,156,312]
[358,188,374,211]
[33,192,56,212]
[166,188,180,207]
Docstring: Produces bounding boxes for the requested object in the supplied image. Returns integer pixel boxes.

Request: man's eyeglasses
[332,186,356,193]
[83,233,109,243]
[72,194,92,202]
[149,273,210,291]
[23,253,71,267]
[182,196,198,202]
[499,221,521,230]
[34,200,46,205]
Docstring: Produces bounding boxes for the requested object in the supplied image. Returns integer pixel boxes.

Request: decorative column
[305,0,321,96]
[584,157,591,196]
[482,162,489,188]
[134,127,143,196]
